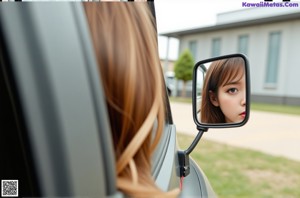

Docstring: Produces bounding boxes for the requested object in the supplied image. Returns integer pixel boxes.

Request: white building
[161,8,300,105]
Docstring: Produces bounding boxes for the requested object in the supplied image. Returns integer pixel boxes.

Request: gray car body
[0,3,216,197]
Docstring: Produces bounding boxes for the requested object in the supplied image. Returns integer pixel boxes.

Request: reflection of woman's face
[210,69,246,123]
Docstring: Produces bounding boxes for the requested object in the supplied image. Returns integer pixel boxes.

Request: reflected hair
[200,57,245,123]
[84,3,179,197]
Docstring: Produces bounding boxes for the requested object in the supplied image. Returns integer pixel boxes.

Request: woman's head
[201,57,246,123]
[84,3,178,197]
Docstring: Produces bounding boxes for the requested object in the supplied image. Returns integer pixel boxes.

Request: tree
[174,49,194,97]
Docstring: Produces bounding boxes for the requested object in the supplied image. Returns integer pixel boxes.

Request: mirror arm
[178,129,207,177]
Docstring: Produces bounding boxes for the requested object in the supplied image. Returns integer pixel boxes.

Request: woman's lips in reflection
[240,111,246,118]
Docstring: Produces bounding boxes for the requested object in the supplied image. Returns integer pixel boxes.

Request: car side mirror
[192,54,250,130]
[178,54,251,178]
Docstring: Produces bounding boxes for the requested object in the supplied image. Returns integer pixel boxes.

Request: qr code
[1,180,18,197]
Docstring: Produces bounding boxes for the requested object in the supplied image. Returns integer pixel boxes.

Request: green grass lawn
[178,133,300,198]
[251,102,300,116]
[169,96,192,104]
[170,97,300,116]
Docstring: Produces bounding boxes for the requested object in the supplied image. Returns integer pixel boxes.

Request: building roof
[160,11,300,38]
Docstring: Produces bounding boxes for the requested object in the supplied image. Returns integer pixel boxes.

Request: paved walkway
[170,102,300,162]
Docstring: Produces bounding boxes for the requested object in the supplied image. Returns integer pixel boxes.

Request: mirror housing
[192,54,250,130]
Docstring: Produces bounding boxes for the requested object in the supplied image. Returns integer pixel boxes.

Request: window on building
[238,35,249,55]
[265,32,281,87]
[188,40,197,61]
[211,38,221,57]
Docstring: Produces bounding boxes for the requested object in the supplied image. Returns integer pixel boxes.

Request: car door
[0,3,119,197]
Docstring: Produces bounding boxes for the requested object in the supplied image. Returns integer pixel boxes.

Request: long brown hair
[201,57,245,123]
[83,3,179,197]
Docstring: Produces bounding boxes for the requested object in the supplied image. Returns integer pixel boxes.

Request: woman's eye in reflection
[226,88,238,94]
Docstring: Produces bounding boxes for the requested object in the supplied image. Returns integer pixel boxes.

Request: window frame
[264,31,281,88]
[211,38,221,57]
[237,34,249,56]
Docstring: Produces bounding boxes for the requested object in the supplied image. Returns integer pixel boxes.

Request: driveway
[171,102,300,162]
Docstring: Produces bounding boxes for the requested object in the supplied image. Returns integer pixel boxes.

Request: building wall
[178,19,300,105]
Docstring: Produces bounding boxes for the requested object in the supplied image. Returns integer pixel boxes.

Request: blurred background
[155,0,300,197]
[156,0,300,102]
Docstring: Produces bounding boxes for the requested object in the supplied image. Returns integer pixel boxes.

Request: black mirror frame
[192,53,251,130]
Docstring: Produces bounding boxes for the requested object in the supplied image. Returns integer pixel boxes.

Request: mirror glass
[193,55,249,126]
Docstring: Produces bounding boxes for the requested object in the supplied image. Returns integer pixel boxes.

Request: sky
[155,0,248,60]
